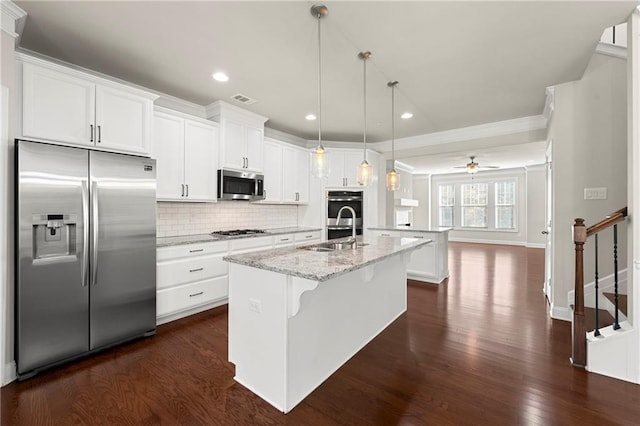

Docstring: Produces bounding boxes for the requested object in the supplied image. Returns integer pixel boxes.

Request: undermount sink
[300,241,369,252]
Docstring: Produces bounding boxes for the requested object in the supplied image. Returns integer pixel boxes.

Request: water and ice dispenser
[32,214,78,259]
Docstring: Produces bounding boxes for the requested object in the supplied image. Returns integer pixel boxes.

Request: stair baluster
[594,234,600,337]
[613,224,621,330]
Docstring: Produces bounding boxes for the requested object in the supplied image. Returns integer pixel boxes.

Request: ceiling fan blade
[479,165,499,168]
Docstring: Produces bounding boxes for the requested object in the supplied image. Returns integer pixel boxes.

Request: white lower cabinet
[156,240,229,324]
[294,231,322,246]
[371,230,449,283]
[156,231,322,323]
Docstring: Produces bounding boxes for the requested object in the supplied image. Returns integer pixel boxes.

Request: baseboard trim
[526,242,546,249]
[551,304,572,322]
[3,361,16,386]
[156,298,228,326]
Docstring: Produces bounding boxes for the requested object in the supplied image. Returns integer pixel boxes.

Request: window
[495,181,516,229]
[461,183,488,227]
[438,184,455,227]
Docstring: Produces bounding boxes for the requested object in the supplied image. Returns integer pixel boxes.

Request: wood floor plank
[3,242,640,425]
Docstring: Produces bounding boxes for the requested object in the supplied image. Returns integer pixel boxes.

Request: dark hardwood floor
[3,242,640,425]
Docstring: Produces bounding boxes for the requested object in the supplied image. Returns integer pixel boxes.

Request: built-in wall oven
[327,190,363,240]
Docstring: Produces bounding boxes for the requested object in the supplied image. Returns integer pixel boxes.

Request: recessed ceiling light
[305,114,317,121]
[212,72,229,82]
[401,112,413,120]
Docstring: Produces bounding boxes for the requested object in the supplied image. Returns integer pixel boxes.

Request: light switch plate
[584,187,607,200]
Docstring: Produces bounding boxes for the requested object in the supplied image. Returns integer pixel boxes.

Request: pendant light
[357,51,372,186]
[386,81,400,191]
[310,4,331,179]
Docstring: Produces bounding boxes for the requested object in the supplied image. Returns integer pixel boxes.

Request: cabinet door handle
[189,291,204,297]
[90,124,94,142]
[185,184,189,197]
[189,267,204,273]
[181,184,185,197]
[246,157,249,168]
[97,125,101,143]
[189,248,204,253]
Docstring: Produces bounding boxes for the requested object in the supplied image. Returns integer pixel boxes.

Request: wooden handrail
[572,207,627,368]
[586,207,628,237]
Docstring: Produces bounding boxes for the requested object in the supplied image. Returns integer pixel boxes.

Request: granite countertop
[223,235,431,282]
[368,226,453,233]
[157,227,322,248]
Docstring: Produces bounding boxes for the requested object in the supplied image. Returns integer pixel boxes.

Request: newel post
[572,218,587,368]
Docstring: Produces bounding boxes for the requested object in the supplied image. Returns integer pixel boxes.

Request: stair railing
[572,207,627,368]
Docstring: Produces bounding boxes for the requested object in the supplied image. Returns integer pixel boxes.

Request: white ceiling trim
[543,87,555,122]
[371,114,548,154]
[595,42,628,60]
[1,1,26,39]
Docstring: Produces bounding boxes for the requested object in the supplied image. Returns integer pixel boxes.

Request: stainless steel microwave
[217,169,265,201]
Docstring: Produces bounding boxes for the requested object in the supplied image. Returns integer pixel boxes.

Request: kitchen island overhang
[223,236,431,413]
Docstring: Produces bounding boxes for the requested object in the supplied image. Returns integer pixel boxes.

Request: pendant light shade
[386,81,400,191]
[357,51,372,186]
[310,4,331,179]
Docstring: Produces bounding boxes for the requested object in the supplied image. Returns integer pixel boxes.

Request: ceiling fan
[454,156,499,174]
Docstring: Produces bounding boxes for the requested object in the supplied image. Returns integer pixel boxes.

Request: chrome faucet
[336,206,357,241]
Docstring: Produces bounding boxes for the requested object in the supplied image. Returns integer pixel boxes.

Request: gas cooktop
[211,229,267,237]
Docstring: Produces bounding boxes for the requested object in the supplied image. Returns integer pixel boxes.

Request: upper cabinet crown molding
[205,100,268,126]
[1,1,26,39]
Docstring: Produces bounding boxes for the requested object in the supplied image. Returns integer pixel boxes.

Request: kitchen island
[368,226,451,283]
[223,235,431,413]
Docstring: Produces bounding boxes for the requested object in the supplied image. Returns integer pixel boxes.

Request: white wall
[430,168,528,245]
[526,165,546,247]
[412,175,430,228]
[549,52,628,316]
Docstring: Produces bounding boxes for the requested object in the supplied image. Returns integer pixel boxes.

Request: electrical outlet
[249,298,262,313]
[584,187,607,200]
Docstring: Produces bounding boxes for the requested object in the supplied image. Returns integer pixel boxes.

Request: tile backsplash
[157,202,298,237]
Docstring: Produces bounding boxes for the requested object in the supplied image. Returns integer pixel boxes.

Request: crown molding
[154,96,207,119]
[264,127,307,147]
[543,87,555,122]
[1,1,26,39]
[525,163,546,172]
[595,42,627,59]
[371,115,547,153]
[205,100,268,124]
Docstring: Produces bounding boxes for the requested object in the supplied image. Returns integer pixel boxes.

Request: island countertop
[223,235,431,282]
[368,226,452,233]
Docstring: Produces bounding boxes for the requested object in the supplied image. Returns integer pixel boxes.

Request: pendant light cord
[363,55,367,161]
[391,83,395,164]
[317,13,322,148]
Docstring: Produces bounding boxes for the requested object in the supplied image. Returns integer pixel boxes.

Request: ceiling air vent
[230,93,257,105]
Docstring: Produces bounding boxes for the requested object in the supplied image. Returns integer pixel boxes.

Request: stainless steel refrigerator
[15,140,157,379]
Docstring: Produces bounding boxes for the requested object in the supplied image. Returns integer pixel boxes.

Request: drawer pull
[189,267,204,273]
[280,238,290,242]
[381,233,391,237]
[413,236,424,239]
[189,248,204,253]
[305,235,313,238]
[189,291,204,297]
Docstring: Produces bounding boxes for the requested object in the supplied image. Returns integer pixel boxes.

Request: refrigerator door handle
[91,181,99,286]
[81,180,89,287]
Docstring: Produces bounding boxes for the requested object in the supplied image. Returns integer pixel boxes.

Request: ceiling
[14,1,638,147]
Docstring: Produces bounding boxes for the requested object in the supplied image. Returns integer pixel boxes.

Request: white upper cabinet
[207,101,267,173]
[153,109,218,202]
[261,138,309,205]
[263,140,283,202]
[325,148,366,188]
[21,58,157,156]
